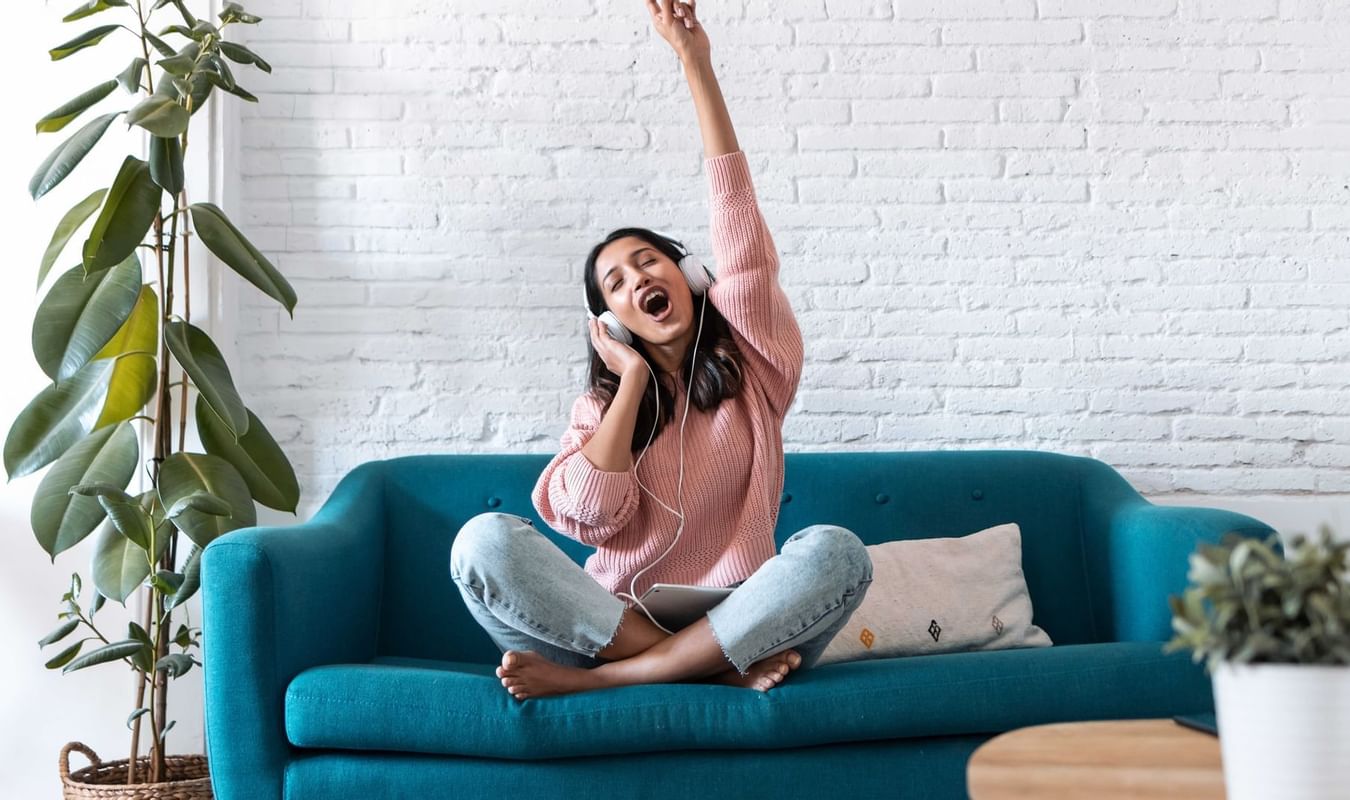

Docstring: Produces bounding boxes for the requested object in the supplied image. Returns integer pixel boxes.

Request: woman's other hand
[589,318,648,379]
[645,0,709,65]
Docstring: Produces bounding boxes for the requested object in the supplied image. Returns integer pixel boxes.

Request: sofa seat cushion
[284,641,1212,761]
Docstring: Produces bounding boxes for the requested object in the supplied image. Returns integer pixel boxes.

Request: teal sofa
[201,450,1276,799]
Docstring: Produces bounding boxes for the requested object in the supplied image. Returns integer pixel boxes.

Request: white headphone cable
[613,291,709,635]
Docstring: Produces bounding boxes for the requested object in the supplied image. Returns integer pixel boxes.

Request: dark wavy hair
[582,227,744,452]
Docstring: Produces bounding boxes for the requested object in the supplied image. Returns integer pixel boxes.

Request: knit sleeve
[704,150,804,418]
[531,392,640,547]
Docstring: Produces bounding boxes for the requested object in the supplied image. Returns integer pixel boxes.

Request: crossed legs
[452,513,871,702]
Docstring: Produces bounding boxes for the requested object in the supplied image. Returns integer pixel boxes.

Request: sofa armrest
[1079,461,1278,643]
[201,461,386,800]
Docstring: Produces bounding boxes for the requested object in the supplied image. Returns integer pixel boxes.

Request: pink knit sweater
[531,149,804,606]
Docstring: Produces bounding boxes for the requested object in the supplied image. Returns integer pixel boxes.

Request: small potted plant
[1165,526,1350,800]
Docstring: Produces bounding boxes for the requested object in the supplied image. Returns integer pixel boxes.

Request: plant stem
[147,196,174,779]
[128,592,153,784]
[152,492,172,780]
[152,585,169,781]
[159,250,174,471]
[155,175,191,785]
[127,7,156,781]
[134,0,155,96]
[131,205,169,785]
[145,651,159,782]
[148,138,187,788]
[182,192,192,325]
[168,192,190,455]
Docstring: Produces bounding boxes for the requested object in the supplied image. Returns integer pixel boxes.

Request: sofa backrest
[375,450,1138,665]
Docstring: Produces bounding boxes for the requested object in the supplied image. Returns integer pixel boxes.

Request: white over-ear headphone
[583,230,715,345]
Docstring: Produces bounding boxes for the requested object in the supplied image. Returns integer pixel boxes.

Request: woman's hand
[645,0,709,65]
[589,318,648,378]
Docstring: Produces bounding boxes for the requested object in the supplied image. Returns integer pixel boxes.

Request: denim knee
[450,511,529,581]
[788,524,873,589]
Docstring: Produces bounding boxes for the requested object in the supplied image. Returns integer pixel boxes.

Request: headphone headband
[648,229,687,256]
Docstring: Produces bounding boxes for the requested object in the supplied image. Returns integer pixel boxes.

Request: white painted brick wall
[229,0,1350,516]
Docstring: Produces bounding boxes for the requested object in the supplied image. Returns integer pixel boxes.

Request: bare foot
[495,648,803,700]
[704,649,802,692]
[495,650,603,701]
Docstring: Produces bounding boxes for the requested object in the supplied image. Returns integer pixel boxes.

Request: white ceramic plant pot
[1212,661,1350,800]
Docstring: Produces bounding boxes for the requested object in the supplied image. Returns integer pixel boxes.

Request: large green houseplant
[7,0,296,790]
[1166,527,1349,800]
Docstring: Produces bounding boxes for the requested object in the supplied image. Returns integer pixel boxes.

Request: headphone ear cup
[597,310,633,345]
[678,253,714,295]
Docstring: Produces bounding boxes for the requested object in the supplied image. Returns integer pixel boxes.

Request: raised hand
[644,0,710,65]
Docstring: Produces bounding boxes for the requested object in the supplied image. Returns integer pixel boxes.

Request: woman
[450,0,873,701]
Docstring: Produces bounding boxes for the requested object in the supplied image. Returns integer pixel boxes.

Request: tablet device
[636,583,735,630]
[1172,711,1218,737]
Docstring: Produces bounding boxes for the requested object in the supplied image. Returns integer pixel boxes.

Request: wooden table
[966,718,1225,799]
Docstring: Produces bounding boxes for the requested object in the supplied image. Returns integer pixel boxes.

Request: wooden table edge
[966,717,1224,800]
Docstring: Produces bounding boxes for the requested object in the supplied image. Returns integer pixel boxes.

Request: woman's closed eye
[610,261,656,292]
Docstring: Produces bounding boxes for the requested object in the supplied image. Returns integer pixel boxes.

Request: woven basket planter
[60,742,212,800]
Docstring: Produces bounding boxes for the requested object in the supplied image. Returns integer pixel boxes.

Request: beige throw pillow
[818,522,1053,666]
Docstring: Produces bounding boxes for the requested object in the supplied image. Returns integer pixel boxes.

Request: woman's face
[594,236,694,345]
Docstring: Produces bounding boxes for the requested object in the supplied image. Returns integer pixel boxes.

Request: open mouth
[640,288,672,322]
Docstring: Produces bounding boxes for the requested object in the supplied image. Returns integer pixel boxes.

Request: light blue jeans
[449,512,873,676]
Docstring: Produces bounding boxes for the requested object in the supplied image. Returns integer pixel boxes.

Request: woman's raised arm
[645,0,738,159]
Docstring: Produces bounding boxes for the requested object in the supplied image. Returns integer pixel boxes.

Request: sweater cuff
[705,150,754,197]
[563,451,634,520]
